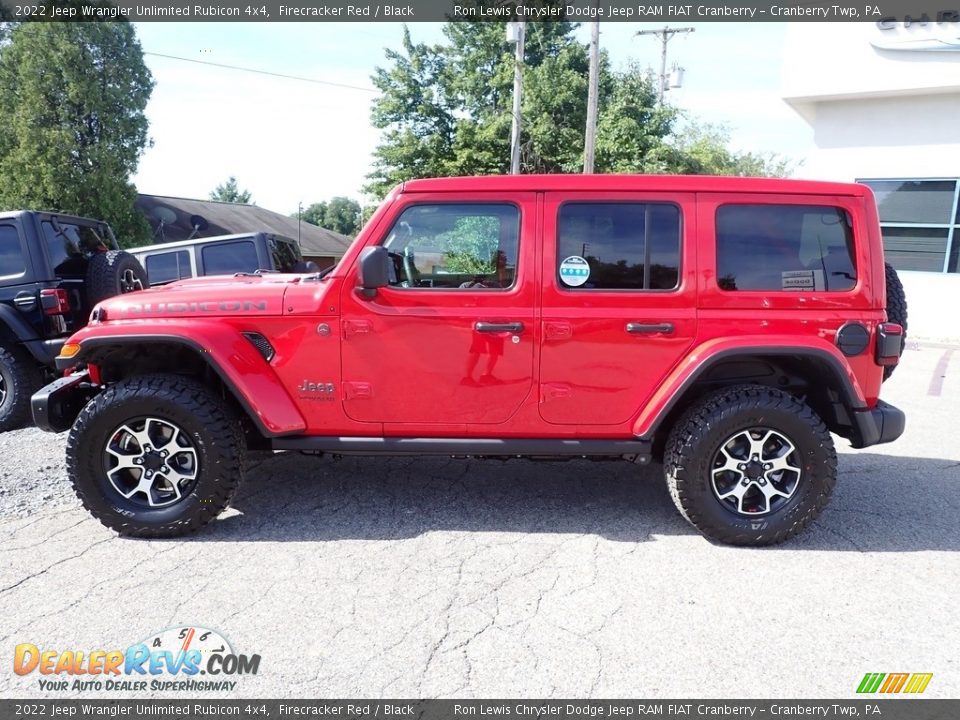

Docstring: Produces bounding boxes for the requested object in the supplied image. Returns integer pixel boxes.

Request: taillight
[876,322,903,366]
[40,288,70,316]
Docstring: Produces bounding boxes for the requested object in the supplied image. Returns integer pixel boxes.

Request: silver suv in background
[130,232,316,285]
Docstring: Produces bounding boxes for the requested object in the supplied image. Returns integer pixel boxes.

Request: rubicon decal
[13,626,260,693]
[856,672,933,694]
[123,301,269,313]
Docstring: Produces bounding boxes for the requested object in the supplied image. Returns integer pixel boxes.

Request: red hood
[95,274,304,320]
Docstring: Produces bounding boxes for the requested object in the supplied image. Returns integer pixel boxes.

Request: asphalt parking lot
[1,342,957,699]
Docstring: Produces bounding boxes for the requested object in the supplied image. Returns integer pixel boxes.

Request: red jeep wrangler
[32,176,907,545]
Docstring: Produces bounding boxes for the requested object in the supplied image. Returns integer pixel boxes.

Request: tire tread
[66,373,245,537]
[664,384,837,546]
[0,344,43,432]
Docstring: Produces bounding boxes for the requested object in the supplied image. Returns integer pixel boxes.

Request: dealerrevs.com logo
[13,626,260,693]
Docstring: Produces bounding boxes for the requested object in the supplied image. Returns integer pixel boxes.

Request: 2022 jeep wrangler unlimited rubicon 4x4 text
[33,176,907,545]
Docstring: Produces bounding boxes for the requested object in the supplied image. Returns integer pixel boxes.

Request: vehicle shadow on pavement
[195,450,959,552]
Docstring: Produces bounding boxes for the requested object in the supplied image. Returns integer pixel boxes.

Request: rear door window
[201,240,260,275]
[0,225,25,278]
[716,204,857,292]
[556,203,681,290]
[145,250,192,284]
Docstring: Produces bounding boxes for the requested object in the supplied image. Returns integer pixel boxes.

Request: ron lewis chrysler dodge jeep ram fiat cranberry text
[32,176,907,545]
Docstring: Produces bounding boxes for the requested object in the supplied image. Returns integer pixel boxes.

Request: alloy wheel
[102,417,199,508]
[710,427,802,516]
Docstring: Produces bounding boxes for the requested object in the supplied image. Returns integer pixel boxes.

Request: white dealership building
[782,21,960,340]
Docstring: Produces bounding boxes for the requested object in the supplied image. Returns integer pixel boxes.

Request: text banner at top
[2,0,959,22]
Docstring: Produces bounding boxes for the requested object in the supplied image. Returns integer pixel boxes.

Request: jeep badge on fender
[31,175,907,546]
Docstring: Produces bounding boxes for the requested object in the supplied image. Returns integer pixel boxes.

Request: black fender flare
[0,305,59,364]
[640,345,877,447]
[68,334,305,438]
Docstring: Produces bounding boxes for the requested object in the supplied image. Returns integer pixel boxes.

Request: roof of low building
[135,194,352,257]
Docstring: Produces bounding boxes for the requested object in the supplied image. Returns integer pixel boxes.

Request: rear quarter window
[0,225,25,278]
[145,250,192,284]
[269,237,302,272]
[716,204,857,292]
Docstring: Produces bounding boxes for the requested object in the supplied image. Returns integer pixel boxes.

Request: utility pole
[297,201,302,245]
[507,21,525,174]
[636,25,694,105]
[583,20,600,174]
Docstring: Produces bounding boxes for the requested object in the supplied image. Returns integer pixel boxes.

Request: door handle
[626,322,674,335]
[475,322,524,333]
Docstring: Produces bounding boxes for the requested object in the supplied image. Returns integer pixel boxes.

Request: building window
[858,179,960,273]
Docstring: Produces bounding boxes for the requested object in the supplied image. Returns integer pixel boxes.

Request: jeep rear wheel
[664,384,837,546]
[66,374,245,537]
[86,250,149,306]
[0,344,42,432]
[883,262,908,381]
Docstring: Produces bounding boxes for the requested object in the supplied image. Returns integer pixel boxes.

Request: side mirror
[357,246,390,297]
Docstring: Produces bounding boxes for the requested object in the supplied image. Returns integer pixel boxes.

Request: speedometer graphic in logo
[141,626,233,669]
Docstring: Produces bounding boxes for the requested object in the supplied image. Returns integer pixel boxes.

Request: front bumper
[850,399,905,449]
[31,371,98,433]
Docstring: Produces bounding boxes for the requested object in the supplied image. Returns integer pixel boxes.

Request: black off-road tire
[883,262,908,381]
[664,384,837,546]
[66,374,246,537]
[0,344,43,432]
[86,250,149,306]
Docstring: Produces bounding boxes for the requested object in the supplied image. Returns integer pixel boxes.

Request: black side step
[271,436,651,462]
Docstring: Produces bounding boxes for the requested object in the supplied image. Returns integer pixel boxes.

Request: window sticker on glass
[559,255,590,287]
[781,269,825,291]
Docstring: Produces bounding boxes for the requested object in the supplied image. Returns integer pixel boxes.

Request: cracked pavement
[0,342,957,698]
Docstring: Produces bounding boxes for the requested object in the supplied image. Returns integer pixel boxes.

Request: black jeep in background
[0,211,148,431]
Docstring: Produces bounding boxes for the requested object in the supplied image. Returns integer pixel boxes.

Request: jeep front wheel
[66,374,245,537]
[664,385,837,546]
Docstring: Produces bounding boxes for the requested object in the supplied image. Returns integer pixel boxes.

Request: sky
[131,21,816,216]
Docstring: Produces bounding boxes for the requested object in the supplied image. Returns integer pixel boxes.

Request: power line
[143,51,378,93]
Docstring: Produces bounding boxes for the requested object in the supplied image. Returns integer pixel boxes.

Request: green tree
[595,64,675,173]
[366,19,620,196]
[296,197,362,236]
[367,20,796,193]
[323,197,361,236]
[298,201,328,227]
[210,176,252,204]
[650,122,795,177]
[0,21,154,246]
